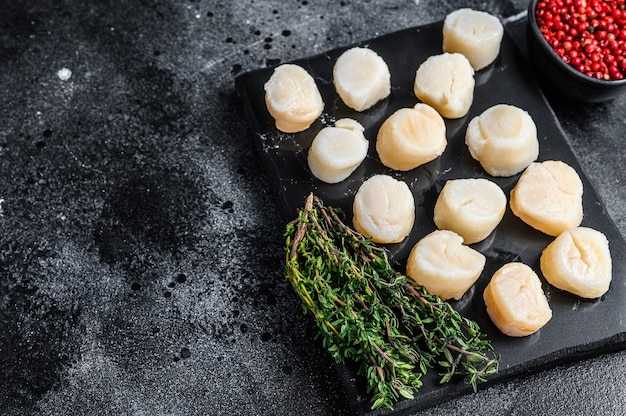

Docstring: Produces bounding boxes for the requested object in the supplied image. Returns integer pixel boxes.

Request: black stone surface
[2,1,626,416]
[236,17,626,415]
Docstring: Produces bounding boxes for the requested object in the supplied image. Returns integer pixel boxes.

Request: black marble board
[235,20,626,416]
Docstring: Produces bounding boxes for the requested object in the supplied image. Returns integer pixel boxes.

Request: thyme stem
[284,193,499,410]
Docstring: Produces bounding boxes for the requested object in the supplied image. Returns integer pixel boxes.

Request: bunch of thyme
[284,193,499,411]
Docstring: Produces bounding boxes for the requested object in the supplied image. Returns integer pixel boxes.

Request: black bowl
[526,0,626,103]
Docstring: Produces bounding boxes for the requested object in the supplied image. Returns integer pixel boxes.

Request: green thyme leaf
[284,193,500,411]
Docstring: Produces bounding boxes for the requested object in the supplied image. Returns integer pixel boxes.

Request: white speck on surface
[57,68,72,81]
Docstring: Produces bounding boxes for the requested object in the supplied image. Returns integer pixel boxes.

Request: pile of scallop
[263,9,612,338]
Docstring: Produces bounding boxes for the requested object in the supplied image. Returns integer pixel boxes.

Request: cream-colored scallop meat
[510,160,583,236]
[465,104,539,177]
[413,52,475,119]
[540,227,612,299]
[352,175,415,244]
[333,47,391,112]
[433,178,506,244]
[442,8,504,71]
[375,103,447,171]
[307,118,369,184]
[264,64,324,133]
[406,230,486,300]
[483,262,552,337]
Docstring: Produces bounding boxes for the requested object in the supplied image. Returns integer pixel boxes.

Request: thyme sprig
[284,193,499,411]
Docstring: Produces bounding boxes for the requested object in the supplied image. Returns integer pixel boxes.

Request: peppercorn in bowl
[527,0,626,102]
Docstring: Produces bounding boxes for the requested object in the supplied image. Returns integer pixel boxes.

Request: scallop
[413,52,475,119]
[352,175,415,244]
[465,104,539,177]
[510,160,583,236]
[540,227,611,299]
[483,262,552,337]
[433,178,506,244]
[375,103,447,171]
[333,47,391,111]
[443,8,504,71]
[264,64,324,133]
[406,230,486,300]
[307,118,369,183]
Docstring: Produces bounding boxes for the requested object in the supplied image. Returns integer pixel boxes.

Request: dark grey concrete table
[2,1,625,415]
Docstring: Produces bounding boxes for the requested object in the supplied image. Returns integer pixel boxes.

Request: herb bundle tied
[284,193,499,411]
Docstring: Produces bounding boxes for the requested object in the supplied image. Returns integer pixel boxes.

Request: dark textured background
[1,1,625,415]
